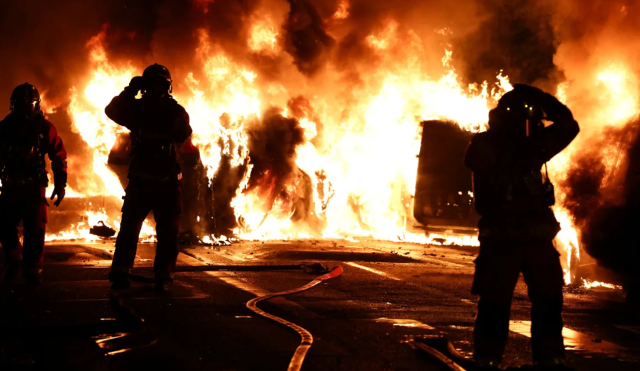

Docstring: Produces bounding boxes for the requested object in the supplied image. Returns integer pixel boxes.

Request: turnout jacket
[465,98,579,242]
[0,113,67,187]
[105,87,192,183]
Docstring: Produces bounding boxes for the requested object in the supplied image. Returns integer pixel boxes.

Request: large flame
[46,12,640,288]
[547,62,640,285]
[46,31,157,241]
[56,24,510,247]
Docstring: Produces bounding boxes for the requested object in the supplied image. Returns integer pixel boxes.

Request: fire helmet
[142,63,172,93]
[10,83,42,116]
[491,87,544,134]
[497,88,544,120]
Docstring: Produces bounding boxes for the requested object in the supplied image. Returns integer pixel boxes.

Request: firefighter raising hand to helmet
[465,84,579,370]
[0,83,68,285]
[105,64,192,292]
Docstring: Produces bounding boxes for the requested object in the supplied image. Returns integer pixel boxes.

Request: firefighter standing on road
[0,83,67,285]
[106,64,192,292]
[465,84,579,370]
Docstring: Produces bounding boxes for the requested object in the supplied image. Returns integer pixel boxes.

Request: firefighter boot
[109,271,131,290]
[3,260,21,282]
[154,277,173,293]
[22,268,42,286]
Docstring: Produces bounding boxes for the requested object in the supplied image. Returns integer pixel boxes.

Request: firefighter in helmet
[465,84,579,370]
[106,64,192,291]
[0,83,67,285]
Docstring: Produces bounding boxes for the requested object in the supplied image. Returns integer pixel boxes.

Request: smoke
[2,0,640,247]
[578,122,640,281]
[545,0,640,282]
[551,0,640,139]
[455,0,559,87]
[244,107,306,209]
[232,107,323,235]
[560,153,608,224]
[283,0,335,75]
[0,1,112,104]
[0,0,560,124]
[4,0,624,121]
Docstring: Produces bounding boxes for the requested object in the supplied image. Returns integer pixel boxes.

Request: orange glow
[582,279,622,290]
[332,0,349,20]
[53,19,514,246]
[366,20,398,51]
[248,19,279,53]
[56,30,156,241]
[47,14,640,291]
[547,62,640,285]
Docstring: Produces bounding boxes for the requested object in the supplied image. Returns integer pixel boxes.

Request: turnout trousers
[0,185,48,271]
[111,179,182,281]
[472,240,565,363]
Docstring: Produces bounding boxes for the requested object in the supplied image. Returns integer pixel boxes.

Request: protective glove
[513,84,570,121]
[128,76,146,93]
[49,186,66,207]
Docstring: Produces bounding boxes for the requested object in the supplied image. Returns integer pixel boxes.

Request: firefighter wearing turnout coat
[105,64,192,291]
[465,84,579,370]
[0,83,67,285]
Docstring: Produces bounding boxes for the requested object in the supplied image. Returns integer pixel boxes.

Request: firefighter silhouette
[105,64,192,291]
[0,83,67,285]
[465,84,579,370]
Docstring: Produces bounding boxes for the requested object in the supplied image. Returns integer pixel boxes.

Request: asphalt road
[0,239,638,371]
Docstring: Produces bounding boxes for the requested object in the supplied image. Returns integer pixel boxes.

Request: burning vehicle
[0,0,632,292]
[413,120,478,236]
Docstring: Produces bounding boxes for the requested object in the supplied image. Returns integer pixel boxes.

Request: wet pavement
[0,239,638,370]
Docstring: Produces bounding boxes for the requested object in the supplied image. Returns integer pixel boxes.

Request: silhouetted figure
[0,83,67,285]
[465,84,579,370]
[105,64,192,292]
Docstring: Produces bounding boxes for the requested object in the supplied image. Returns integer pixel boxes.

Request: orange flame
[49,17,640,291]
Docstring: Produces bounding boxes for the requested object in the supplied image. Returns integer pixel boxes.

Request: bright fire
[547,63,640,284]
[43,14,640,289]
[46,31,156,241]
[582,279,622,290]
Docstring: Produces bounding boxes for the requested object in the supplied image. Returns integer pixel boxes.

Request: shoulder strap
[544,162,551,183]
[33,117,45,155]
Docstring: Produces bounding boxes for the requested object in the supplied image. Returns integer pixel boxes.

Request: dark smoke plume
[566,122,640,282]
[456,0,560,87]
[233,107,322,233]
[244,107,305,204]
[0,0,564,127]
[4,0,639,246]
[547,0,640,283]
[284,0,335,75]
[560,153,607,225]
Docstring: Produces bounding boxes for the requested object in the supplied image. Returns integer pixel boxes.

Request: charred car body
[413,120,478,236]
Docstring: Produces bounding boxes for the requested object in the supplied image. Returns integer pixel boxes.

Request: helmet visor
[144,77,171,94]
[12,99,38,108]
[11,99,38,116]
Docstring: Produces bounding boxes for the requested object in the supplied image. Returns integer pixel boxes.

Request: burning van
[413,120,478,236]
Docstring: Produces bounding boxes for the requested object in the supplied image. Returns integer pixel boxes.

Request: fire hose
[89,242,343,370]
[246,266,344,371]
[126,262,332,283]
